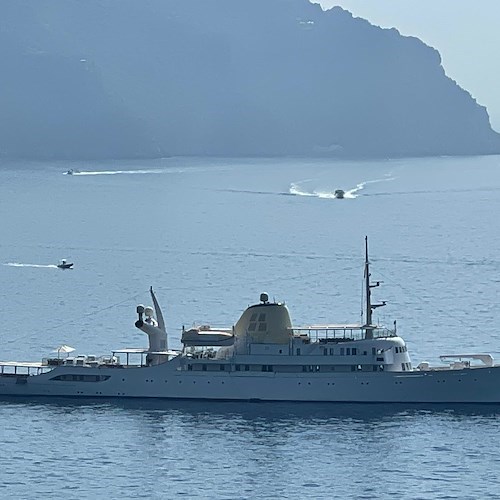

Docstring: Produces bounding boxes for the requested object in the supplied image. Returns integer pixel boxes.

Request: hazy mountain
[1,0,499,160]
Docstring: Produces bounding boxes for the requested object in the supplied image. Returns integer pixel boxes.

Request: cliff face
[1,0,499,160]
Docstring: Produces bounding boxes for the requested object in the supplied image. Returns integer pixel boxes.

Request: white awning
[53,345,76,354]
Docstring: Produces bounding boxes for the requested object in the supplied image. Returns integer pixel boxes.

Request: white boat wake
[290,175,395,199]
[66,169,166,176]
[3,263,59,269]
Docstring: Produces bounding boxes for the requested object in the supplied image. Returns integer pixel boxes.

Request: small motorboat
[64,169,80,175]
[57,259,74,269]
[334,189,345,199]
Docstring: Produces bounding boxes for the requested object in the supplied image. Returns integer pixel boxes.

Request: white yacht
[2,238,500,403]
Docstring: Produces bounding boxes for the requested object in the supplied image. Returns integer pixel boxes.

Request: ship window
[352,348,357,355]
[373,365,378,372]
[50,374,110,382]
[346,348,351,355]
[258,313,266,321]
[329,348,334,355]
[248,322,257,331]
[250,313,258,321]
[235,365,241,371]
[220,365,225,371]
[340,348,345,356]
[372,348,376,355]
[323,349,328,356]
[187,364,192,371]
[296,348,301,356]
[245,365,250,371]
[202,364,207,371]
[258,323,267,332]
[363,351,367,356]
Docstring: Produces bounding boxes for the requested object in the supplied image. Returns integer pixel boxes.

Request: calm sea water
[1,155,500,498]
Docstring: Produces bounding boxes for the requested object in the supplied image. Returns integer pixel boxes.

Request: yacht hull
[2,364,500,403]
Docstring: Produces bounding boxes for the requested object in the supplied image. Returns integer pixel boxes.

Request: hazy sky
[315,0,500,132]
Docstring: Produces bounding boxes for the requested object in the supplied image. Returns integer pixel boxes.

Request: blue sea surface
[1,155,500,498]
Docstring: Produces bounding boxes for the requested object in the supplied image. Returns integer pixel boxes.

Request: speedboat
[2,238,500,403]
[57,259,73,269]
[334,189,345,199]
[64,169,80,175]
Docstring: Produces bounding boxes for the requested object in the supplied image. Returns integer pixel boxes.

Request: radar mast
[363,236,385,339]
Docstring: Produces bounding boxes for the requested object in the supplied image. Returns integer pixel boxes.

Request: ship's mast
[364,236,372,329]
[363,236,385,340]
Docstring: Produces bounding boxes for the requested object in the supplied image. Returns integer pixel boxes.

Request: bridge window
[258,313,266,321]
[258,323,267,332]
[248,323,256,331]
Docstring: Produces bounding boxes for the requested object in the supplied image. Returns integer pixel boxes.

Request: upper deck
[292,324,396,343]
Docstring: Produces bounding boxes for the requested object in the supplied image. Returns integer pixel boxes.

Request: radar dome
[260,292,269,303]
[144,306,154,317]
